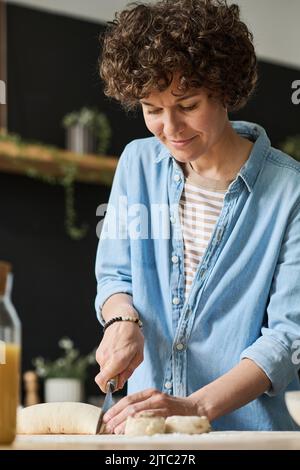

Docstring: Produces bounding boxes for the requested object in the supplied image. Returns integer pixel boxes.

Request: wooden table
[1,432,300,450]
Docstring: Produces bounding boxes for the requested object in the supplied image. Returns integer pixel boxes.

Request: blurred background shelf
[0,138,118,186]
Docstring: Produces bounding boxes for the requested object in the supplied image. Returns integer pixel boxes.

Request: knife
[95,377,118,434]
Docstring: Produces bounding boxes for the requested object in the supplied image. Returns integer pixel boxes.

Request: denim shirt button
[176,343,185,351]
[172,297,180,305]
[164,381,172,389]
[174,174,181,183]
[170,216,176,224]
[171,255,179,264]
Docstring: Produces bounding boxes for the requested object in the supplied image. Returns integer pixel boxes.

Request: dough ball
[125,412,165,436]
[165,415,211,434]
[17,402,101,434]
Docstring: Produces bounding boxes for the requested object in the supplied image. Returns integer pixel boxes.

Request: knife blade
[95,377,117,434]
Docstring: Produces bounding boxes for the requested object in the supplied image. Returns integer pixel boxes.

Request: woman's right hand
[95,320,144,393]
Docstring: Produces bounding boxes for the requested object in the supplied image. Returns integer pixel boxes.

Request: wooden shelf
[0,139,118,186]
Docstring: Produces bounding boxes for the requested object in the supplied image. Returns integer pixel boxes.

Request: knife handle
[106,376,118,393]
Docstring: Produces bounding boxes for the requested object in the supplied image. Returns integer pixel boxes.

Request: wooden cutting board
[2,432,300,450]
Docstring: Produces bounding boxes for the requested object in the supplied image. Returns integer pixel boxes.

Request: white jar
[44,378,83,403]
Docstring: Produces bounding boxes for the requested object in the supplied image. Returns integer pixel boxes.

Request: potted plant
[33,337,96,403]
[62,107,112,155]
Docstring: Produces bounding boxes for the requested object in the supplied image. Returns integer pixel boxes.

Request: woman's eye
[148,109,161,115]
[147,104,198,115]
[180,104,197,111]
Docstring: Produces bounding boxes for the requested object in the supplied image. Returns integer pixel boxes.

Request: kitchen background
[0,0,299,404]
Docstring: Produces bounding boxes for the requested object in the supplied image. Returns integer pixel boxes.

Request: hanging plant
[0,132,89,240]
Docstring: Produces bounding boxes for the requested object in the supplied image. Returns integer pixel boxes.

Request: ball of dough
[17,402,102,434]
[165,415,211,434]
[125,412,165,436]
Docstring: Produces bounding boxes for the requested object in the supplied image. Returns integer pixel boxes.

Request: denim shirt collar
[154,120,271,193]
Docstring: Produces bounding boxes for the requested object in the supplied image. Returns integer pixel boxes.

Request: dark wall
[0,172,109,401]
[232,61,300,147]
[2,4,300,401]
[6,3,151,155]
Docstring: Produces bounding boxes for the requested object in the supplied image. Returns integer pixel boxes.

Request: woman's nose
[163,114,185,137]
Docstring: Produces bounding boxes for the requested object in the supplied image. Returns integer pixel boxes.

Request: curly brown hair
[99,0,257,112]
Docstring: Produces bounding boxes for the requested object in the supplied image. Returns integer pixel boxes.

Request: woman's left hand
[102,388,201,434]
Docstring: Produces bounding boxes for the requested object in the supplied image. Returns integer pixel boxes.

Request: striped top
[179,162,234,299]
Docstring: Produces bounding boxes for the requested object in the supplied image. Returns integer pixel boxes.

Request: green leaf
[32,337,96,381]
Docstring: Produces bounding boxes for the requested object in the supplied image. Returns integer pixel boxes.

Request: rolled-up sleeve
[95,145,132,325]
[240,199,300,396]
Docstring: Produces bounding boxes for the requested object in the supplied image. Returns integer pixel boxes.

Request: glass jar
[0,261,21,445]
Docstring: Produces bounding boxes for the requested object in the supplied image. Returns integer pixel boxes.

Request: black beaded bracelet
[103,316,143,333]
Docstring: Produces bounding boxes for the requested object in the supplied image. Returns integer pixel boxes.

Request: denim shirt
[95,121,300,431]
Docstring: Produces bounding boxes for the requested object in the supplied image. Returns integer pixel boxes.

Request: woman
[94,0,300,433]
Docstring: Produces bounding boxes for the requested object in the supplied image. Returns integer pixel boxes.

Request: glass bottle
[0,261,21,445]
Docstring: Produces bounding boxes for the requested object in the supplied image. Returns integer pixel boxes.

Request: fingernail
[103,413,110,423]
